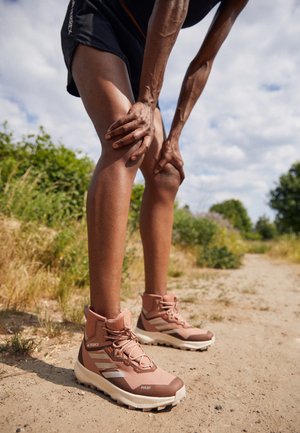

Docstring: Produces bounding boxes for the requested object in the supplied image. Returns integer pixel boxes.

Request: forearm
[169,0,249,140]
[137,0,189,109]
[169,59,213,140]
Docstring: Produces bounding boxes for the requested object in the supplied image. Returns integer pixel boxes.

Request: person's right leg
[72,45,143,319]
[71,44,185,409]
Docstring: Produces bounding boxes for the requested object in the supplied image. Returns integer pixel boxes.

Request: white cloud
[0,0,299,222]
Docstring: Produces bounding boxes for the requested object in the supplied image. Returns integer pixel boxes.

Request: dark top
[61,0,223,97]
[123,0,222,35]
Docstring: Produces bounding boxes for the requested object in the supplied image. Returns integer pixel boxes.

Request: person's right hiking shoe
[74,307,185,410]
[135,293,215,351]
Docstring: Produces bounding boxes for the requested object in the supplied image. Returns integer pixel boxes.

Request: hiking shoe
[74,307,185,410]
[135,293,215,351]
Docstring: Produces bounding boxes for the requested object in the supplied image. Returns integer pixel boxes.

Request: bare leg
[72,45,145,318]
[139,110,181,295]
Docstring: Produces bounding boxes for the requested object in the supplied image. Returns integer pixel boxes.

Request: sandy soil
[0,254,299,433]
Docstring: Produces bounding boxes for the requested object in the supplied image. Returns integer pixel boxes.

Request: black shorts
[61,0,146,99]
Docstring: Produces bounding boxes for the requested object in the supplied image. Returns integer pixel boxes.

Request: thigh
[72,44,136,155]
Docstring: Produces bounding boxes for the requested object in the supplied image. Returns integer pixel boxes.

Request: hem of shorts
[66,39,129,98]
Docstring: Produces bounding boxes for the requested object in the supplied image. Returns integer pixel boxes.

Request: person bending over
[61,0,248,410]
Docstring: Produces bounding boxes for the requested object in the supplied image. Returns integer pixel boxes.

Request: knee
[146,163,181,196]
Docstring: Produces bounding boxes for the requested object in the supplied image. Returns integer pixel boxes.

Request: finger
[131,135,152,160]
[171,158,185,184]
[106,113,137,134]
[153,156,170,174]
[105,120,141,139]
[112,126,149,148]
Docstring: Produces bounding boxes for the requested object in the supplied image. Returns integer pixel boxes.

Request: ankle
[144,288,167,297]
[90,304,120,319]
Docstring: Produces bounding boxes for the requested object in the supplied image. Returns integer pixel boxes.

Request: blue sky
[0,0,299,222]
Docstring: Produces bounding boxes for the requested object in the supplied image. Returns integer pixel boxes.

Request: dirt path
[0,254,299,433]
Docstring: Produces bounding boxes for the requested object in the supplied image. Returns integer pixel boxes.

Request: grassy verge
[268,235,300,263]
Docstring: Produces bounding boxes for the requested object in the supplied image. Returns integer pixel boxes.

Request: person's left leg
[136,109,215,351]
[139,108,180,296]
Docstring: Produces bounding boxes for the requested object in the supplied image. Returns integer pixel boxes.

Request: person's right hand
[154,136,185,183]
[105,102,155,160]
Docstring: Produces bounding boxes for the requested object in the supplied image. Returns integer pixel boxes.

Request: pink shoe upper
[79,307,184,397]
[138,293,214,342]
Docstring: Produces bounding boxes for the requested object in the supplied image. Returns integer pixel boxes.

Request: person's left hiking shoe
[135,293,215,351]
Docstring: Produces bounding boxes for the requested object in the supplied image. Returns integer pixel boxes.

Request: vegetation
[255,215,277,240]
[173,207,245,269]
[268,235,300,264]
[0,122,93,224]
[1,122,299,330]
[0,332,37,356]
[269,161,300,234]
[209,199,252,234]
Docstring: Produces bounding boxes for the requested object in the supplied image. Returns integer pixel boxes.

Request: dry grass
[0,215,59,310]
[268,235,300,263]
[0,332,37,356]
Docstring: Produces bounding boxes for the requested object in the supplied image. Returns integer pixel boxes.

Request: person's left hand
[154,137,185,183]
[105,102,155,160]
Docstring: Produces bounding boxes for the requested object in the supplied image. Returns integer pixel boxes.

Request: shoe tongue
[162,293,176,303]
[106,312,152,369]
[106,311,132,331]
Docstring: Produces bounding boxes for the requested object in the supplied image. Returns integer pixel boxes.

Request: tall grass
[0,168,77,227]
[268,235,300,263]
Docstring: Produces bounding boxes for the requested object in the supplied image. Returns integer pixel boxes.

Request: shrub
[173,207,244,269]
[197,245,242,269]
[173,208,218,246]
[0,169,76,226]
[0,122,94,222]
[209,199,252,233]
[255,215,277,240]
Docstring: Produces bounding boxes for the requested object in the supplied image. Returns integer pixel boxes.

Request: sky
[0,0,299,223]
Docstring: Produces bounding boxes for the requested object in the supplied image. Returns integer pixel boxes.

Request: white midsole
[74,359,186,409]
[135,328,215,350]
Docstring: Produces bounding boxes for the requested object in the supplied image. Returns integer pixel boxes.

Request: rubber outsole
[135,328,215,351]
[74,359,186,410]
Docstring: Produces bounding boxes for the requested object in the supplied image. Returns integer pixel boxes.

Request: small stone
[214,404,223,411]
[16,429,22,433]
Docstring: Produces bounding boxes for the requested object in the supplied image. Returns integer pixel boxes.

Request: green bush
[0,122,94,222]
[197,245,242,269]
[0,170,75,226]
[173,208,218,246]
[173,207,244,269]
[209,199,252,234]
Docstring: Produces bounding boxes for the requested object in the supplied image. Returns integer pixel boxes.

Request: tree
[209,199,252,233]
[269,162,300,234]
[255,215,277,240]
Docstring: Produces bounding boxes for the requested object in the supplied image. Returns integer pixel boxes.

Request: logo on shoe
[89,350,126,378]
[86,342,102,348]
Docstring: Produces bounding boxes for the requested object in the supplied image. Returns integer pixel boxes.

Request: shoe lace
[105,326,153,369]
[159,299,189,327]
